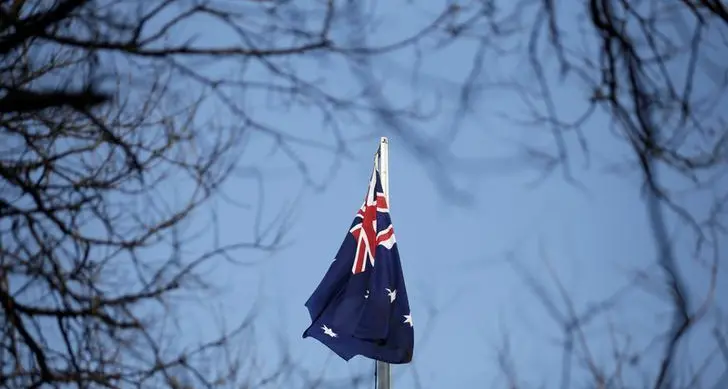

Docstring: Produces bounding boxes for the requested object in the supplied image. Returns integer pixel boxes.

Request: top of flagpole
[378,137,389,204]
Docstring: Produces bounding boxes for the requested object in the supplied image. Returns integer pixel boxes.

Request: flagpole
[376,136,391,389]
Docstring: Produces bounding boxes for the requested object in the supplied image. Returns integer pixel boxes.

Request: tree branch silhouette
[0,0,455,387]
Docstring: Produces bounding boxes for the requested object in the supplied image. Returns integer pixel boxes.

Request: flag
[303,159,414,364]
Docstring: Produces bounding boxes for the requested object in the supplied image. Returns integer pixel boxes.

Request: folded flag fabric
[303,162,413,364]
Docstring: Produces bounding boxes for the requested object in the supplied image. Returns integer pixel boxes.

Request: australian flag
[303,159,414,364]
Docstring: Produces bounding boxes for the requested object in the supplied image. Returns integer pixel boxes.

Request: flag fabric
[303,160,414,364]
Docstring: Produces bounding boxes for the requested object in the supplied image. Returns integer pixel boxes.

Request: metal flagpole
[375,136,391,389]
[378,137,389,205]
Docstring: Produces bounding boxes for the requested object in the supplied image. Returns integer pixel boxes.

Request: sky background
[143,1,728,388]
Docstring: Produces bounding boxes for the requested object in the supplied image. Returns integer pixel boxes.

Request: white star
[321,325,337,338]
[385,288,397,303]
[403,313,413,327]
[365,290,370,299]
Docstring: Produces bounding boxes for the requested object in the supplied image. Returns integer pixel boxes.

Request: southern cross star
[385,288,397,303]
[403,313,413,327]
[321,325,337,337]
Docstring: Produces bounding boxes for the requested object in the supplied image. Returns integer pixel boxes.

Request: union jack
[349,168,396,274]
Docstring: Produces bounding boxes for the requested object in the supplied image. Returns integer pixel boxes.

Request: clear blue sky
[162,1,727,388]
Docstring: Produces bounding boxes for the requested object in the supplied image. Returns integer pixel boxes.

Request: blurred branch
[434,0,727,386]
